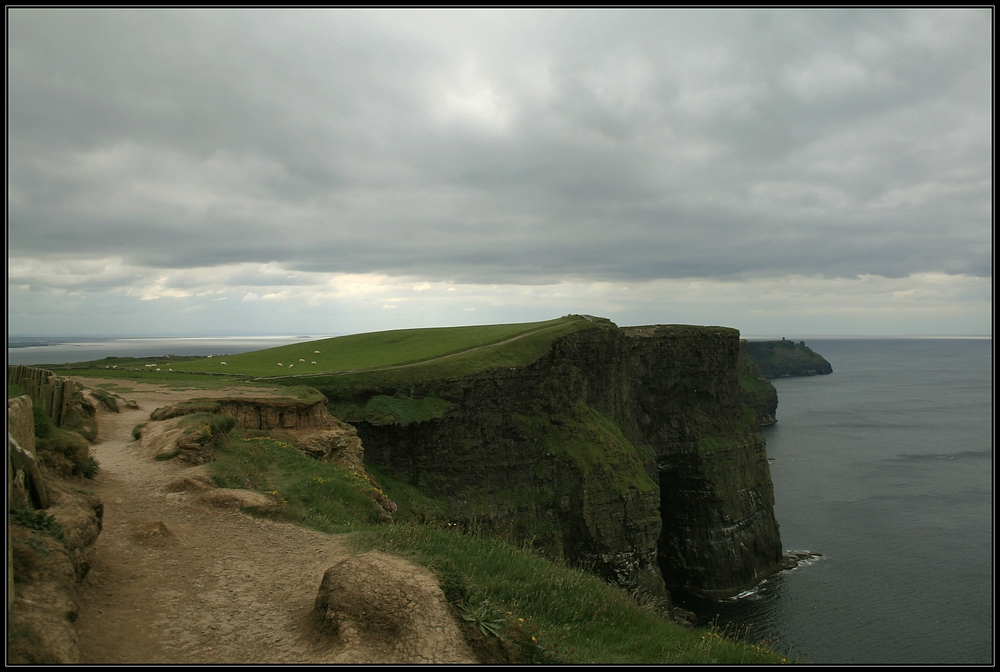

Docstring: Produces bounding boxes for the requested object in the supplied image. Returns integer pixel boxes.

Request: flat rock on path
[71,379,475,664]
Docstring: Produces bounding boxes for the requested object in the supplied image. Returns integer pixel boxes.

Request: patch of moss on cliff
[543,402,656,495]
[737,341,778,426]
[696,407,759,456]
[329,394,455,426]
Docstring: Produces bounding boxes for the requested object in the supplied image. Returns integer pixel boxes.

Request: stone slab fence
[8,365,77,427]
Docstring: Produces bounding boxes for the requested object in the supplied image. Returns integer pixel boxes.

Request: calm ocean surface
[7,336,993,663]
[674,338,994,664]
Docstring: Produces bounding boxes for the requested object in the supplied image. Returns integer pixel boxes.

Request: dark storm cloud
[8,9,991,287]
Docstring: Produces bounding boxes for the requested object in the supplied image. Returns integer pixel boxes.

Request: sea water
[673,338,993,664]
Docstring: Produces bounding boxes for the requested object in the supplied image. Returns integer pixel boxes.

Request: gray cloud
[8,9,992,291]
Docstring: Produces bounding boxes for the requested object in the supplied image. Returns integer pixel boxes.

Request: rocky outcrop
[140,415,233,465]
[313,552,475,664]
[8,395,104,664]
[293,424,365,471]
[146,398,362,470]
[324,320,784,599]
[150,397,334,431]
[8,365,97,440]
[216,398,334,430]
[9,396,50,510]
[746,339,833,378]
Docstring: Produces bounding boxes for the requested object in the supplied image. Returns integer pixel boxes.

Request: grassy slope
[167,316,584,378]
[40,316,593,390]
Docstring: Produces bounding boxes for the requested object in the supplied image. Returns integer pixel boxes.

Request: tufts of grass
[90,388,120,413]
[8,384,23,399]
[150,399,221,421]
[10,509,69,549]
[177,412,236,448]
[207,430,397,532]
[32,402,55,440]
[82,456,100,479]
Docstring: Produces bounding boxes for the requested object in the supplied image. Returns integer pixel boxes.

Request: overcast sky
[7,9,992,337]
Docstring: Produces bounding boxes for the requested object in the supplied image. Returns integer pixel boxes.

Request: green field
[43,316,596,385]
[171,316,584,377]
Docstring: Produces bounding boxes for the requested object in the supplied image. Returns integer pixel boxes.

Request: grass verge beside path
[349,525,790,664]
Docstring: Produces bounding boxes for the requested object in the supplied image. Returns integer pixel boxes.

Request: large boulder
[313,552,474,663]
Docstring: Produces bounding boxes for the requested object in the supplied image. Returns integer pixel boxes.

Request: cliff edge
[321,319,784,599]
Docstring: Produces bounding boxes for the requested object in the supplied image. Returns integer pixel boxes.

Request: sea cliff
[320,319,784,598]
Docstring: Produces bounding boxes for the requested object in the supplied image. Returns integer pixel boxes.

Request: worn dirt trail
[71,379,475,664]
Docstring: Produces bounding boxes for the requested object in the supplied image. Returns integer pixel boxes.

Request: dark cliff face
[325,321,784,598]
[737,340,778,426]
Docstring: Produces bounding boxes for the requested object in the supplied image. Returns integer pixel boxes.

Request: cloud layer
[7,10,992,336]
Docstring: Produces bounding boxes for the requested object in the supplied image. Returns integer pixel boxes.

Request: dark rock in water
[746,340,833,379]
[324,319,785,600]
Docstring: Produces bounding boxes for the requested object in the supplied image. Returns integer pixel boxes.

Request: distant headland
[746,339,833,379]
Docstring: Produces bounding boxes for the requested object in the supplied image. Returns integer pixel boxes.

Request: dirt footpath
[71,379,475,664]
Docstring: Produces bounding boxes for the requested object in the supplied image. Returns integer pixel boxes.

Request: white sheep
[311,361,317,365]
[288,364,293,368]
[207,355,213,358]
[156,368,161,371]
[221,362,227,366]
[314,350,320,354]
[299,358,305,362]
[278,363,283,367]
